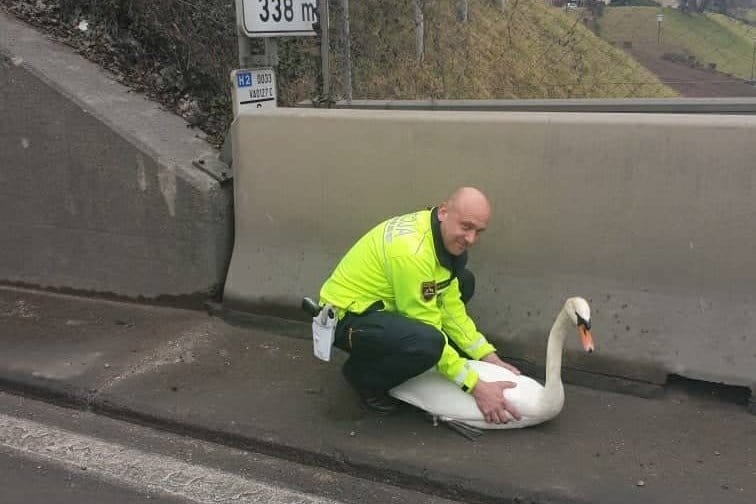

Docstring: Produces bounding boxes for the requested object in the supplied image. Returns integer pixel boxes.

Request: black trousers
[334,269,476,393]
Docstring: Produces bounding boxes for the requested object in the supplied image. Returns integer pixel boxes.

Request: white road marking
[0,413,342,504]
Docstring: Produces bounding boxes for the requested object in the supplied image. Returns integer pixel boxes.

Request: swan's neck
[544,308,571,395]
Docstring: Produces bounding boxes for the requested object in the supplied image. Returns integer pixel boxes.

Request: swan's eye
[576,313,591,330]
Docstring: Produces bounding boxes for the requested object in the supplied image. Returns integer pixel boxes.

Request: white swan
[389,297,594,430]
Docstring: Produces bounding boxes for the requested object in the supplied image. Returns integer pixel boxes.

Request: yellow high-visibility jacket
[319,208,496,392]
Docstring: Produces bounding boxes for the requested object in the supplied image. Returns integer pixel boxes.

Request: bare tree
[342,0,352,101]
[457,0,469,21]
[414,0,424,62]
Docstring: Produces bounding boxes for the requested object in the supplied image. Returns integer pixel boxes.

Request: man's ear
[437,203,448,222]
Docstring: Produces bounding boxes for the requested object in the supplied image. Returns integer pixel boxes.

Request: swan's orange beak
[578,324,594,353]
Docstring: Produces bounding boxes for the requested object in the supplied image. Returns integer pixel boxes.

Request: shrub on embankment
[1,0,675,147]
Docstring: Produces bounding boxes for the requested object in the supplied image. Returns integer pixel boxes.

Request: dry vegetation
[345,0,675,99]
[1,0,675,147]
[599,6,756,80]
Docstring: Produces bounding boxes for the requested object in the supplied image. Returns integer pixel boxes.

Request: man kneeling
[318,187,521,425]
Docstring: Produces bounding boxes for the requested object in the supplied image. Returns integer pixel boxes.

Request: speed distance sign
[240,0,319,37]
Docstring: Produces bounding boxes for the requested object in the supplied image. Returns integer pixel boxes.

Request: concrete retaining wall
[0,12,233,301]
[225,108,756,394]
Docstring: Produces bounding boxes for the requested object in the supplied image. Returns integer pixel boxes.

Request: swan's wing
[468,361,563,417]
[465,360,519,382]
[390,361,562,430]
[388,360,519,418]
[453,361,552,417]
[390,369,481,420]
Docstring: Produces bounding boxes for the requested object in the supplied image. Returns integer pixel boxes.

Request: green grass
[738,8,756,25]
[709,12,756,40]
[599,6,756,80]
[343,0,675,99]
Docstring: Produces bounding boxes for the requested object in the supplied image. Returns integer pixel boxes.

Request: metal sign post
[751,37,756,84]
[318,0,330,101]
[232,0,319,116]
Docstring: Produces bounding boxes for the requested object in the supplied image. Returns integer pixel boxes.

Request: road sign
[231,68,277,117]
[240,0,318,37]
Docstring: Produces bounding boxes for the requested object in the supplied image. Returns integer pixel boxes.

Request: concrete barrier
[225,107,756,397]
[0,12,232,302]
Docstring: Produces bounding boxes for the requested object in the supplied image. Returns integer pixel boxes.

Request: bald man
[318,187,521,424]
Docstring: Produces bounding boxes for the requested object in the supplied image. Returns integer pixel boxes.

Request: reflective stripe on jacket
[319,208,496,392]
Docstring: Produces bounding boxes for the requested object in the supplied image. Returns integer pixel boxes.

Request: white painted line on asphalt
[0,413,343,504]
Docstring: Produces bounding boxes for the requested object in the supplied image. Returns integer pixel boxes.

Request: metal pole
[235,0,250,67]
[319,0,330,101]
[414,0,424,63]
[264,38,279,68]
[751,38,756,83]
[234,0,278,68]
[342,0,352,103]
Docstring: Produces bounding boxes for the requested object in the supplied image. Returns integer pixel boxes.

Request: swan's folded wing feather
[467,361,552,418]
[466,360,519,382]
[390,360,561,427]
[390,369,482,419]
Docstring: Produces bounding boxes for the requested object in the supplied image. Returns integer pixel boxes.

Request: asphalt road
[0,392,461,504]
[0,451,185,504]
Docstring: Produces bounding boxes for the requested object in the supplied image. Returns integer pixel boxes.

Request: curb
[0,373,585,504]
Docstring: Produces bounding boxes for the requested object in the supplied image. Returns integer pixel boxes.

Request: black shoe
[360,391,400,416]
[342,365,400,415]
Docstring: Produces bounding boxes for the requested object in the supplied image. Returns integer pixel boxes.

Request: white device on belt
[302,297,336,362]
[311,303,336,361]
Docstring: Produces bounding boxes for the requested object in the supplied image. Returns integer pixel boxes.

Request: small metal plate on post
[193,154,233,184]
[231,68,277,117]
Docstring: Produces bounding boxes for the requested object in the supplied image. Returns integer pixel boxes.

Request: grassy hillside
[736,8,756,24]
[343,0,676,99]
[598,6,756,80]
[1,0,676,146]
[710,12,756,41]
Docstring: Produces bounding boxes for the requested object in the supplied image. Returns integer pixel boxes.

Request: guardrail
[302,97,756,114]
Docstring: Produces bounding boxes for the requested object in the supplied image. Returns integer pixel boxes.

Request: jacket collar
[430,207,468,275]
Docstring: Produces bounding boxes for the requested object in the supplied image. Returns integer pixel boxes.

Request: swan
[389,297,594,431]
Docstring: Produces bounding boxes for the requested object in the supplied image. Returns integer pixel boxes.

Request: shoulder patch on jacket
[421,281,436,301]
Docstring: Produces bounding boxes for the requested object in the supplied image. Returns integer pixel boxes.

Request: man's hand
[471,379,521,424]
[480,352,521,375]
